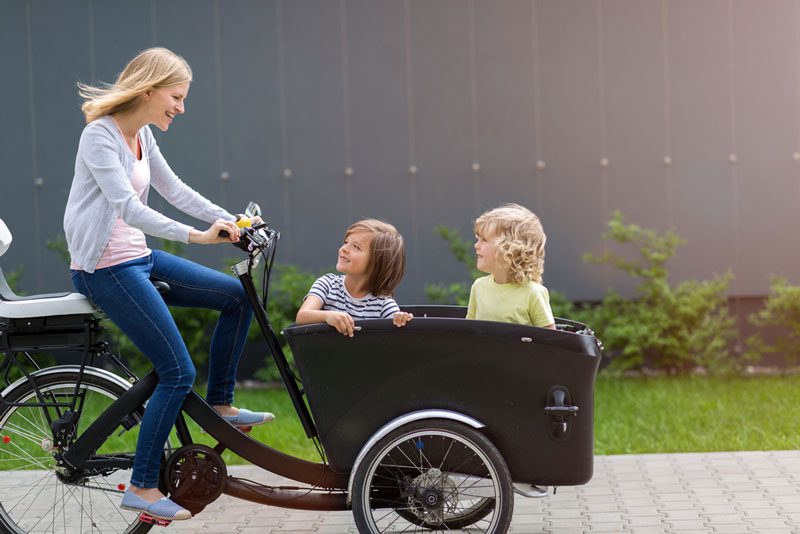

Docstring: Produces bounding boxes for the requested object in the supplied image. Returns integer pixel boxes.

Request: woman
[64,47,271,521]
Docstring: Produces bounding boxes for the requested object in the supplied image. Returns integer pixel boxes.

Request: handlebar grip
[220,215,253,239]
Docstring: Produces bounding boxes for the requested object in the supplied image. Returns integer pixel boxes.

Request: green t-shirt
[466,275,554,327]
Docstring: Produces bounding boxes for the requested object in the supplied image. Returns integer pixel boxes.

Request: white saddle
[0,282,97,319]
[0,218,97,320]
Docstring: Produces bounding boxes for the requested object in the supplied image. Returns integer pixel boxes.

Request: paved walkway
[168,450,800,533]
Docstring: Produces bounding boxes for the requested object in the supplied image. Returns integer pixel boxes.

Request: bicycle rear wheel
[0,368,162,534]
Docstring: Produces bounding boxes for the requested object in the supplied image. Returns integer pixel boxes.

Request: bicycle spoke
[2,420,49,446]
[0,375,153,533]
[7,472,53,517]
[0,448,51,470]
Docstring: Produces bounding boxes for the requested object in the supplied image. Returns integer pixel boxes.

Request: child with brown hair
[467,203,555,329]
[296,219,413,336]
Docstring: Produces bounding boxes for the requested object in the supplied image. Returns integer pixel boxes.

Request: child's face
[337,231,372,276]
[474,232,502,276]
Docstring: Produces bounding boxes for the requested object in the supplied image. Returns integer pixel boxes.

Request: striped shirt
[306,274,400,319]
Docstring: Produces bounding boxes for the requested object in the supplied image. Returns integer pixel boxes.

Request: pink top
[70,134,152,270]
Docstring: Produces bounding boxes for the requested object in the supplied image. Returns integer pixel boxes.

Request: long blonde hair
[474,203,546,284]
[78,47,192,123]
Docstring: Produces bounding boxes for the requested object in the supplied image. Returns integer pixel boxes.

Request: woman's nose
[176,101,185,114]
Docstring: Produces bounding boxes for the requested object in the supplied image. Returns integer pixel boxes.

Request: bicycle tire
[351,419,514,534]
[0,368,162,534]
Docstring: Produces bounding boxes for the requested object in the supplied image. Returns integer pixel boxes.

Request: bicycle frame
[52,224,350,510]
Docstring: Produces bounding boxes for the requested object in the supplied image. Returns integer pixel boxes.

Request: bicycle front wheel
[0,368,160,534]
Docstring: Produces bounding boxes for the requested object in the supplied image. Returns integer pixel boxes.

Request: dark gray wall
[2,0,799,303]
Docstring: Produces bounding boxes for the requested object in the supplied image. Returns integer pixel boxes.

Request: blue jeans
[70,249,254,488]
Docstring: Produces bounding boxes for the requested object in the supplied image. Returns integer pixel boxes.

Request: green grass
[594,374,800,455]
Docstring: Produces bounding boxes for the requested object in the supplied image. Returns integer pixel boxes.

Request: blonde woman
[64,47,272,521]
[467,203,555,329]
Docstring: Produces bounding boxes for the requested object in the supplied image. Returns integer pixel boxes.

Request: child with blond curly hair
[466,203,555,329]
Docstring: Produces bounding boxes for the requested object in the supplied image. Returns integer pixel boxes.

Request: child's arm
[465,284,478,319]
[530,286,556,329]
[296,295,357,337]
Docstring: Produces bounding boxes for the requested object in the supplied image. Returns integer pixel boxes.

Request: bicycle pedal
[138,513,172,527]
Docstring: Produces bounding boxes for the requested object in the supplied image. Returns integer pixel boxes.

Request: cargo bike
[0,205,602,533]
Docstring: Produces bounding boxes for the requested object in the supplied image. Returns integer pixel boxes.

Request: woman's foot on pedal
[216,406,275,428]
[120,489,192,521]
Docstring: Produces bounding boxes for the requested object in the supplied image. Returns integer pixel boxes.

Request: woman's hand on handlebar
[189,219,241,245]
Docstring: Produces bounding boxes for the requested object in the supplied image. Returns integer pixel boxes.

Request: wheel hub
[406,468,459,523]
[423,488,441,507]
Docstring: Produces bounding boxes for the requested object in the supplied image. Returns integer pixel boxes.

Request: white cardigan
[63,115,233,272]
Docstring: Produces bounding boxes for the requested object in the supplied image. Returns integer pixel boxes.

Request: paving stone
[707,526,749,534]
[545,518,586,528]
[584,502,623,513]
[664,519,710,530]
[661,510,701,521]
[627,527,669,534]
[701,513,747,524]
[746,517,793,529]
[90,451,800,533]
[626,515,666,527]
[587,521,629,532]
[314,526,358,534]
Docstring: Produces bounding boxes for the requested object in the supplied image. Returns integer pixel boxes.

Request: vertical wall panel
[473,0,537,212]
[346,0,416,297]
[410,0,475,291]
[732,0,797,293]
[0,1,35,284]
[282,0,348,267]
[603,0,666,229]
[538,0,605,300]
[217,1,284,232]
[29,0,93,289]
[91,2,153,81]
[152,0,219,186]
[669,0,735,285]
[602,0,666,295]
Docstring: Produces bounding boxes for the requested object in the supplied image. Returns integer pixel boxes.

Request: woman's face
[144,82,190,131]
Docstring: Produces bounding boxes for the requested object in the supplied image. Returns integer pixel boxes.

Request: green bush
[2,267,24,294]
[425,226,479,306]
[746,276,800,364]
[582,211,741,374]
